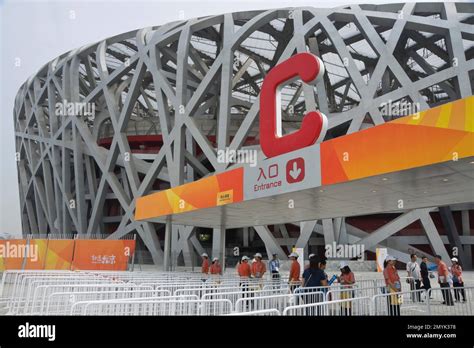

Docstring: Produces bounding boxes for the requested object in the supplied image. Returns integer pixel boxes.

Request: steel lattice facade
[14,3,474,267]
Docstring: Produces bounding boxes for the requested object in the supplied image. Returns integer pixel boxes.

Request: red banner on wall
[0,239,135,271]
[71,240,135,271]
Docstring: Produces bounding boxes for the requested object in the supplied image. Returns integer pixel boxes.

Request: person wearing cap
[383,255,401,316]
[337,261,355,315]
[251,253,266,279]
[406,254,422,302]
[420,256,432,295]
[201,253,209,275]
[338,261,355,286]
[238,256,252,278]
[435,255,454,306]
[210,257,222,275]
[450,257,466,302]
[269,253,281,280]
[305,253,316,270]
[288,252,301,292]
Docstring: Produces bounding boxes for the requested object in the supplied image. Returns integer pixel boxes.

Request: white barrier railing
[202,287,289,308]
[10,278,116,314]
[427,286,473,315]
[227,309,281,316]
[3,271,471,316]
[283,296,372,316]
[42,289,170,315]
[69,295,200,315]
[72,298,232,316]
[372,289,428,316]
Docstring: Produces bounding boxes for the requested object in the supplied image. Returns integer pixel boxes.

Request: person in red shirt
[251,253,266,279]
[338,261,355,285]
[435,255,454,305]
[338,261,355,315]
[201,253,209,274]
[209,257,222,275]
[288,252,301,292]
[238,256,252,278]
[450,257,466,302]
[383,255,401,316]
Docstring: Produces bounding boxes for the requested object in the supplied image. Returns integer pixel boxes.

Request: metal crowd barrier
[42,289,170,315]
[72,298,233,316]
[371,289,428,316]
[283,296,372,316]
[1,270,471,316]
[227,309,281,316]
[427,286,473,315]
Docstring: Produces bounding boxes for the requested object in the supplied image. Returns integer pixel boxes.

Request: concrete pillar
[322,219,335,245]
[462,210,472,269]
[243,227,249,247]
[171,225,180,270]
[163,217,172,271]
[212,228,226,271]
[439,206,467,266]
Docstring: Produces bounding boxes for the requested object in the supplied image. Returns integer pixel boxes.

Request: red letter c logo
[260,53,328,158]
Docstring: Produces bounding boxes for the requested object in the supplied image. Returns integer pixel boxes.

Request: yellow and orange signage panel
[0,239,134,270]
[44,239,75,270]
[24,239,49,270]
[134,96,474,222]
[135,167,244,220]
[71,240,135,271]
[0,240,6,271]
[321,97,474,185]
[3,239,28,270]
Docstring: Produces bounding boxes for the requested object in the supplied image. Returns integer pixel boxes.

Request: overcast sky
[0,0,454,237]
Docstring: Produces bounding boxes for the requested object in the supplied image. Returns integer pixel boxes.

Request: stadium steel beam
[419,210,451,262]
[461,211,473,269]
[14,3,474,267]
[439,206,468,266]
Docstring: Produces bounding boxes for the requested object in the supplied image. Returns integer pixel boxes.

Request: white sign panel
[243,143,321,200]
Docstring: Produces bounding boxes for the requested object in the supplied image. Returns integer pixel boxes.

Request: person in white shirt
[406,254,422,302]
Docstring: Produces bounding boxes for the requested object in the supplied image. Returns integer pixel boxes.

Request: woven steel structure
[14,3,474,267]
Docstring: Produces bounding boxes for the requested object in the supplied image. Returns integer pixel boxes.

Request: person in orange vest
[238,255,252,305]
[201,253,209,274]
[451,257,466,302]
[435,255,454,305]
[383,255,401,315]
[251,253,266,279]
[238,256,252,278]
[288,252,301,292]
[209,257,222,275]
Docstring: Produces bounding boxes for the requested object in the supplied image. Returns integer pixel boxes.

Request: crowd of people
[200,251,467,316]
[200,251,353,291]
[383,253,467,315]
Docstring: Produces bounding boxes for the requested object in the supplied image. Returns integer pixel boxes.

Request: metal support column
[439,206,468,266]
[461,210,472,269]
[163,217,172,272]
[212,228,226,271]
